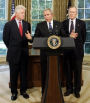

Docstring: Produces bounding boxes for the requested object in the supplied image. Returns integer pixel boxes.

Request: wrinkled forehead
[69,7,77,13]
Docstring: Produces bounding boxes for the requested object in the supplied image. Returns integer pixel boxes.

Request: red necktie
[19,22,23,37]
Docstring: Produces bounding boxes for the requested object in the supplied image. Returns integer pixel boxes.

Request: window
[78,0,90,54]
[31,0,53,36]
[0,0,7,55]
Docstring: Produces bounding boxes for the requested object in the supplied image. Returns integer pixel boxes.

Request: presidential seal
[47,35,61,49]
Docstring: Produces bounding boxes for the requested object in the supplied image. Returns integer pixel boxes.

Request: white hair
[15,5,26,13]
[68,6,77,13]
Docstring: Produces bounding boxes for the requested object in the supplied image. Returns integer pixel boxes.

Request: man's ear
[52,13,54,17]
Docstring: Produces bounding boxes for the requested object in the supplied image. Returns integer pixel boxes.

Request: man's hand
[25,30,32,40]
[70,30,78,39]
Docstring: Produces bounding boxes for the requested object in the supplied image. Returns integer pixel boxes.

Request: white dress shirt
[47,19,53,29]
[69,18,76,33]
[15,18,23,28]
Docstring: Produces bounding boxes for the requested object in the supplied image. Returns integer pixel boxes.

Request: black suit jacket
[63,18,86,59]
[34,20,67,37]
[3,19,31,64]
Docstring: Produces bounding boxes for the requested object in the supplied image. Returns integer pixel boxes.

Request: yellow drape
[8,0,31,23]
[53,0,75,22]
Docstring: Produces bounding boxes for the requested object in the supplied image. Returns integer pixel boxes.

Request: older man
[63,6,86,98]
[3,5,32,100]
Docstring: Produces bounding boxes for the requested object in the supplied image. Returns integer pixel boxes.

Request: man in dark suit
[3,5,32,101]
[26,8,67,96]
[63,6,86,98]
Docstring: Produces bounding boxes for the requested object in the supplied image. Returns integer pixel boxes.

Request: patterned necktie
[49,22,52,30]
[70,21,74,33]
[19,22,23,37]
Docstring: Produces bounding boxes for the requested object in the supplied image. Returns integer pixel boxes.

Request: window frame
[31,0,53,36]
[77,0,90,54]
[0,0,8,58]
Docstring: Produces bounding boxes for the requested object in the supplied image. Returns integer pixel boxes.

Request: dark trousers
[63,50,83,93]
[40,50,47,95]
[9,55,28,94]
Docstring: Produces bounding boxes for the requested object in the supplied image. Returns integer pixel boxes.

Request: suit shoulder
[4,20,14,27]
[38,21,45,25]
[53,20,59,22]
[62,20,68,24]
[23,20,30,24]
[77,19,85,23]
[36,21,46,27]
[53,20,63,26]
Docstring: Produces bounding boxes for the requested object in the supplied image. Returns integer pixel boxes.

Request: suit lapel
[43,21,50,36]
[12,19,22,38]
[75,18,79,33]
[66,19,69,34]
[53,20,56,34]
[22,20,26,38]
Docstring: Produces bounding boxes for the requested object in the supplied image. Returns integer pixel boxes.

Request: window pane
[85,43,90,54]
[46,1,52,8]
[0,43,6,55]
[85,0,90,8]
[84,20,90,31]
[0,0,5,8]
[0,9,5,19]
[0,20,6,31]
[32,0,38,9]
[39,10,44,19]
[32,10,38,19]
[85,9,90,18]
[78,9,84,19]
[0,32,3,42]
[32,21,38,36]
[78,0,84,8]
[39,0,45,9]
[86,32,90,42]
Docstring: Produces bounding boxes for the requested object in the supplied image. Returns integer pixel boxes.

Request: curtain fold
[53,0,75,22]
[8,0,31,23]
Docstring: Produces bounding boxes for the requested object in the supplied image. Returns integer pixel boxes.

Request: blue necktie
[49,22,52,30]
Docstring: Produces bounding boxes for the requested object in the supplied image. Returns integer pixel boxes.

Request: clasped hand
[70,30,78,39]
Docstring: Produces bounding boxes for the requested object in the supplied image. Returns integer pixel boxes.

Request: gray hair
[15,5,26,13]
[68,6,77,12]
[43,8,53,14]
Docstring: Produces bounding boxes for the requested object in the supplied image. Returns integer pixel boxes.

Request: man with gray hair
[3,5,31,100]
[25,8,67,96]
[63,6,86,98]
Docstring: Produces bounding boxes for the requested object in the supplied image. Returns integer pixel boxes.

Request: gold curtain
[8,0,31,23]
[53,0,75,22]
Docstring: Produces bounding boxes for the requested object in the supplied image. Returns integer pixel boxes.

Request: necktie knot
[71,20,73,23]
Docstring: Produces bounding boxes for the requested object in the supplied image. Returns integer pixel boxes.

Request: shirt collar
[15,18,22,24]
[47,19,53,24]
[69,18,76,24]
